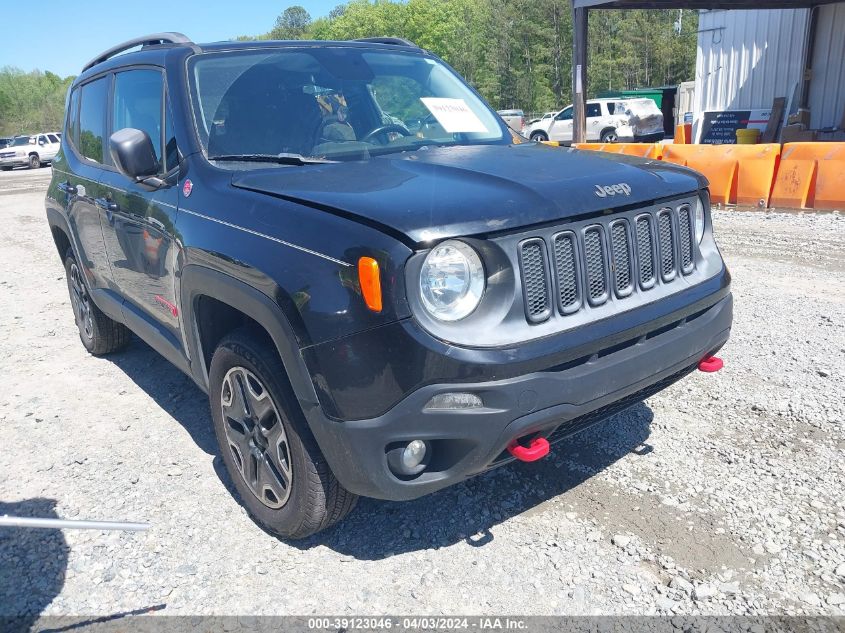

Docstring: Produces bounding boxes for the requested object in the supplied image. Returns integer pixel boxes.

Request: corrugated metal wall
[694,5,845,134]
[808,3,845,131]
[694,9,809,115]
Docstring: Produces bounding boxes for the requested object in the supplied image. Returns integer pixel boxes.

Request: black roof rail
[82,32,193,73]
[354,37,419,48]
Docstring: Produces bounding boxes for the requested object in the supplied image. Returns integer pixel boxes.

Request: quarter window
[78,77,109,163]
[113,69,164,163]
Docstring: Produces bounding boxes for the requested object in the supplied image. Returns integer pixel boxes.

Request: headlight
[694,195,706,243]
[419,240,485,321]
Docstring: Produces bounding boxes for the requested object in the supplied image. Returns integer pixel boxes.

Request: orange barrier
[770,160,817,209]
[572,142,662,159]
[557,140,844,211]
[662,144,781,206]
[771,142,845,210]
[674,123,692,145]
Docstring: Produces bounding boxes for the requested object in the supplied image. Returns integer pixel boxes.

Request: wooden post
[572,5,588,144]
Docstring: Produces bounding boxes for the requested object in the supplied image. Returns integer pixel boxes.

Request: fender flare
[46,207,77,259]
[179,264,321,414]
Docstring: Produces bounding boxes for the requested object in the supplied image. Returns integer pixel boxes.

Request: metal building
[571,0,845,143]
[695,4,845,137]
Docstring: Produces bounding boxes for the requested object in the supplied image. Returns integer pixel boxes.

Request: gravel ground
[0,168,843,620]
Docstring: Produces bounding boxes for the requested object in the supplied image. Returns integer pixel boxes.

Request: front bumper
[306,292,732,501]
[0,155,27,167]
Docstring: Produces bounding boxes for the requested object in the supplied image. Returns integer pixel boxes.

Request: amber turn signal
[358,256,382,313]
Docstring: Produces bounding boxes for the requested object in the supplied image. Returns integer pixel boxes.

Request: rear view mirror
[109,128,159,181]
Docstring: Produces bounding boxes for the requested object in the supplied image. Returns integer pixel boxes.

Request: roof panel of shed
[574,0,841,8]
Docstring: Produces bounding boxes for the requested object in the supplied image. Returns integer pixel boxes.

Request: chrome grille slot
[610,220,633,297]
[657,209,676,281]
[518,238,552,323]
[583,226,608,305]
[677,204,694,274]
[552,232,580,314]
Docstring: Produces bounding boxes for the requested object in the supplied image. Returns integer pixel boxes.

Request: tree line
[251,0,698,113]
[0,69,73,136]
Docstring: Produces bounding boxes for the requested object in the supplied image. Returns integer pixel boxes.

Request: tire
[1,166,11,171]
[530,131,549,142]
[64,249,131,355]
[28,154,40,169]
[209,328,358,539]
[600,128,619,143]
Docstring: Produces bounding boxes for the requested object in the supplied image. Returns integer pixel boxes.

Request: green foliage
[262,1,698,113]
[0,67,74,136]
[270,6,313,40]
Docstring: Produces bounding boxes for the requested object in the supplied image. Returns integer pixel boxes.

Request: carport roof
[574,0,841,8]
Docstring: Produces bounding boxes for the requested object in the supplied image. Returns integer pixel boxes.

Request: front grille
[610,221,633,296]
[516,201,696,324]
[658,210,676,281]
[518,239,551,322]
[552,232,580,314]
[678,204,694,273]
[583,227,607,304]
[0,152,15,159]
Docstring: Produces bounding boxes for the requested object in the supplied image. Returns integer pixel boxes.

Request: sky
[1,1,340,78]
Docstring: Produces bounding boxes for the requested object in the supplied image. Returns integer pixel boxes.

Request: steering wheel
[360,124,412,144]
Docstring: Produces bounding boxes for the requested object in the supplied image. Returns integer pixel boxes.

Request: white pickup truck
[0,133,61,170]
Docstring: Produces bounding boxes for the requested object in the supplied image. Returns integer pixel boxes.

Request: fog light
[387,439,431,477]
[402,440,427,470]
[424,392,483,410]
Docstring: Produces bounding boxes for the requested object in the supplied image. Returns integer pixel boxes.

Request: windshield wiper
[208,152,337,165]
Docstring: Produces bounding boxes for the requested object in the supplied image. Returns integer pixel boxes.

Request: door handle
[58,181,76,195]
[95,198,118,212]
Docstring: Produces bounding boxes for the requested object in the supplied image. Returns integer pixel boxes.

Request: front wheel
[64,249,130,355]
[28,154,40,169]
[209,329,358,539]
[600,129,619,143]
[530,131,549,142]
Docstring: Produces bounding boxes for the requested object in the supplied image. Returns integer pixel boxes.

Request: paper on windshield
[420,98,489,134]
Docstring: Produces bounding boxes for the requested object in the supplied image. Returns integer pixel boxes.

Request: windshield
[188,47,507,164]
[11,136,35,146]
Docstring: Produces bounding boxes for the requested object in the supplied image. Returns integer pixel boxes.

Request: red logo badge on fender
[182,179,193,197]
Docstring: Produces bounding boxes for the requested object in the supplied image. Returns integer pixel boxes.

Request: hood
[231,142,703,244]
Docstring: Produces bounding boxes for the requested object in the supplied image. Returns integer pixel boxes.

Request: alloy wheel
[68,261,94,340]
[220,366,292,509]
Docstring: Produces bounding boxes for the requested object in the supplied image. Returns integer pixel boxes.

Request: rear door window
[78,77,109,163]
[47,134,59,143]
[586,103,601,118]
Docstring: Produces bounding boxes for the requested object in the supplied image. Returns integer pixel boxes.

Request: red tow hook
[698,356,724,373]
[507,437,550,462]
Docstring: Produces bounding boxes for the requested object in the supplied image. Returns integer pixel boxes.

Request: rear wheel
[530,131,549,142]
[1,166,11,171]
[28,154,40,169]
[209,329,358,539]
[64,249,130,355]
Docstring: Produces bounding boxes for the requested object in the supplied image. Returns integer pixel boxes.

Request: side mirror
[109,128,159,181]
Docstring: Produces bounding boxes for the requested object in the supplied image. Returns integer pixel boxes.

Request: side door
[56,77,114,293]
[548,106,573,142]
[585,102,603,141]
[98,67,183,344]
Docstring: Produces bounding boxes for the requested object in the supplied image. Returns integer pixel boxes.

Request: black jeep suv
[46,33,731,538]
